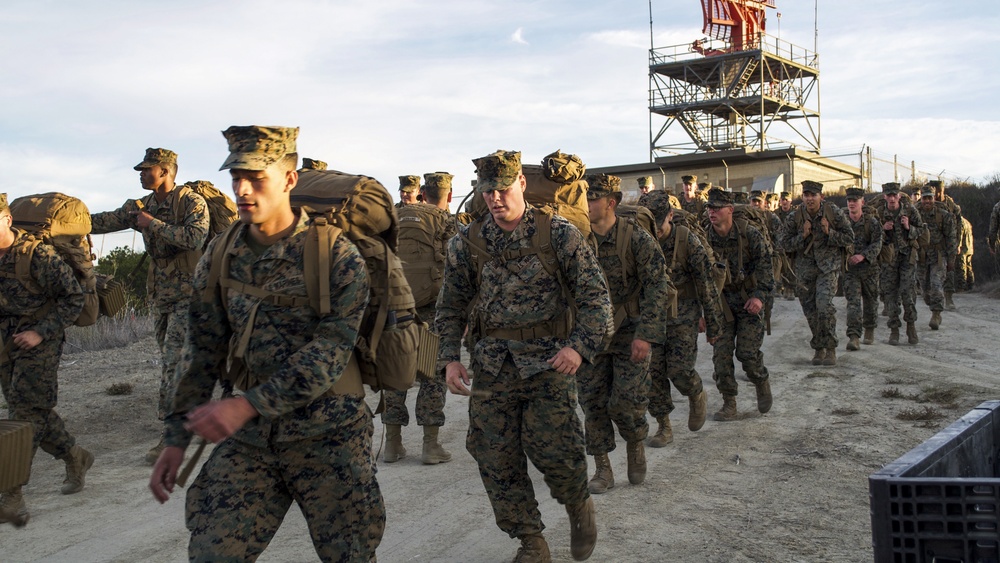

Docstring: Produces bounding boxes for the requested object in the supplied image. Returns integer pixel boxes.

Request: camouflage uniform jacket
[436,206,613,380]
[959,217,974,257]
[91,188,209,308]
[589,217,671,345]
[937,195,962,251]
[846,212,883,273]
[766,210,785,252]
[707,222,774,303]
[781,201,855,274]
[920,203,958,259]
[989,201,1000,254]
[660,225,723,337]
[874,201,924,259]
[681,195,705,218]
[164,210,370,449]
[0,229,84,342]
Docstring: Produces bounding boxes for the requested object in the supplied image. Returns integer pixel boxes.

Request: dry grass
[831,408,859,416]
[897,406,944,421]
[881,388,905,399]
[65,308,154,353]
[917,385,961,407]
[106,382,134,396]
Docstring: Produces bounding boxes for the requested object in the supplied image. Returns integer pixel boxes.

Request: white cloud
[511,27,529,45]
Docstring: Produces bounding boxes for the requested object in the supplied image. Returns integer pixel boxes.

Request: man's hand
[548,347,583,375]
[184,397,258,444]
[12,330,43,350]
[131,210,155,230]
[445,361,472,396]
[630,339,650,363]
[744,297,764,315]
[698,317,706,333]
[802,220,812,237]
[149,446,185,504]
[901,215,910,230]
[883,220,894,231]
[820,216,830,235]
[849,254,865,266]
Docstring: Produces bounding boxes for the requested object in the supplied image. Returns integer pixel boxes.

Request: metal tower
[649,0,820,157]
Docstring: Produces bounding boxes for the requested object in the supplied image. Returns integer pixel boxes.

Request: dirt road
[3,292,998,562]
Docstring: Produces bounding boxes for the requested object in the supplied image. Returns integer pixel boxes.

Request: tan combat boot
[811,349,826,365]
[421,426,452,465]
[945,292,956,310]
[713,395,738,422]
[755,380,773,414]
[144,436,164,466]
[888,327,900,345]
[929,312,941,330]
[824,348,837,366]
[588,454,614,494]
[907,323,919,344]
[513,533,551,563]
[384,424,406,463]
[626,441,646,485]
[0,487,29,527]
[61,445,94,495]
[566,497,597,561]
[847,336,860,351]
[863,327,875,345]
[688,389,708,431]
[647,417,673,448]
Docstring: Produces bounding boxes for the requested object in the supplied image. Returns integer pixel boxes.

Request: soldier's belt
[482,317,571,341]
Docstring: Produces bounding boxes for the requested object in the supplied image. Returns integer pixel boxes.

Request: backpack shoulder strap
[532,209,559,279]
[203,220,244,306]
[672,224,690,270]
[303,216,343,316]
[458,215,490,285]
[9,238,43,294]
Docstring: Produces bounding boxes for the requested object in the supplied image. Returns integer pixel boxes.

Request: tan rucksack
[6,193,99,326]
[669,208,727,296]
[204,169,434,395]
[397,204,452,308]
[615,204,656,238]
[178,180,238,250]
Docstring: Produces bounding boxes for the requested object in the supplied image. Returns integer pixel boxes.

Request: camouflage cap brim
[219,152,281,172]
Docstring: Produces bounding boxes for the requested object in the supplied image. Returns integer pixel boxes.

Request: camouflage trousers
[881,254,918,329]
[957,255,974,290]
[382,304,446,427]
[466,357,588,539]
[0,332,76,481]
[844,266,879,338]
[155,300,191,421]
[796,261,841,350]
[186,408,384,562]
[577,326,650,454]
[919,251,947,313]
[713,293,769,397]
[648,311,704,419]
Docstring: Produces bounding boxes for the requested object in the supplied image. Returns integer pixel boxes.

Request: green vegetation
[95,246,150,313]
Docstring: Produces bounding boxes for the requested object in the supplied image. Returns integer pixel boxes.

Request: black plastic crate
[870,400,1000,563]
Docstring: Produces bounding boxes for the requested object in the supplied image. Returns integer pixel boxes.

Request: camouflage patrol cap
[881,182,900,194]
[423,172,454,191]
[705,188,734,208]
[301,158,327,170]
[779,191,791,200]
[750,190,765,201]
[585,173,622,202]
[920,186,936,198]
[0,193,7,214]
[733,192,749,204]
[637,176,654,188]
[766,193,779,202]
[681,175,697,184]
[133,147,178,171]
[641,190,674,226]
[845,187,865,200]
[473,150,521,192]
[801,180,823,194]
[928,180,944,189]
[398,175,421,193]
[219,125,298,171]
[697,182,712,192]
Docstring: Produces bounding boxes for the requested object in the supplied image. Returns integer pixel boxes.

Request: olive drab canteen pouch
[96,274,127,318]
[397,205,451,308]
[0,420,32,492]
[7,193,99,326]
[180,180,238,250]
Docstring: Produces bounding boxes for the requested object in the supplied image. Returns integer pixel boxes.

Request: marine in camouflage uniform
[751,190,785,300]
[396,174,421,208]
[642,191,723,446]
[704,188,774,421]
[873,182,924,345]
[90,147,209,463]
[382,171,457,465]
[957,216,974,291]
[149,126,384,561]
[437,150,611,562]
[577,174,671,495]
[680,175,706,218]
[917,186,957,330]
[842,188,883,350]
[0,193,93,526]
[774,192,797,300]
[781,181,854,366]
[930,181,962,309]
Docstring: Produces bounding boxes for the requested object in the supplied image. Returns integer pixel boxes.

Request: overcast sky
[1,0,997,256]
